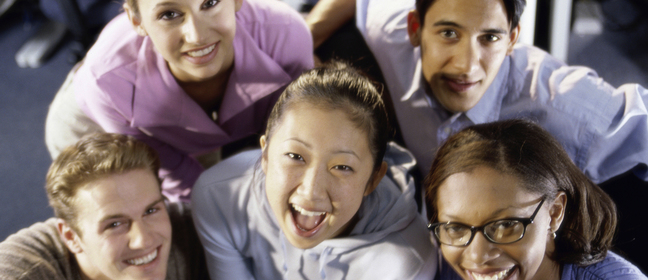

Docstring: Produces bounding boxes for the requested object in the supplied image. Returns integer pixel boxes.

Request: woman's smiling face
[261,103,381,249]
[125,0,241,82]
[436,166,563,280]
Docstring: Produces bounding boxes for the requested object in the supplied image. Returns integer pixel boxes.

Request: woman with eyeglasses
[424,119,646,280]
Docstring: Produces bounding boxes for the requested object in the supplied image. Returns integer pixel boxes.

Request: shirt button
[444,127,451,134]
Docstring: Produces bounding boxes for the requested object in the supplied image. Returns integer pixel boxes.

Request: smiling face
[124,0,242,83]
[407,0,519,113]
[261,103,383,249]
[435,166,563,280]
[60,169,172,280]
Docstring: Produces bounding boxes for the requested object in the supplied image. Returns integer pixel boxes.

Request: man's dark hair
[415,0,526,31]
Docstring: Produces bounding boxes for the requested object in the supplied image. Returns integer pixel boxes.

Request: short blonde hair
[45,133,160,233]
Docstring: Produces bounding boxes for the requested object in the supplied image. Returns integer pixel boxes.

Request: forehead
[74,169,162,226]
[436,166,535,219]
[424,0,510,29]
[271,103,372,156]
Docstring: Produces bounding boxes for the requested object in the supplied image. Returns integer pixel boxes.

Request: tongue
[295,213,325,231]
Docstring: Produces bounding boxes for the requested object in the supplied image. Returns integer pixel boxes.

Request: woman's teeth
[292,204,326,216]
[187,44,215,57]
[126,249,158,266]
[470,268,513,280]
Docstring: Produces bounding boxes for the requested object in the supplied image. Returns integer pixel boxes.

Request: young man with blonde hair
[0,133,207,279]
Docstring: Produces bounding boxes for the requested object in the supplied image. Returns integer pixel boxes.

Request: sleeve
[75,68,203,202]
[355,0,419,99]
[583,83,648,182]
[546,65,648,183]
[190,173,255,280]
[0,221,72,280]
[257,2,314,79]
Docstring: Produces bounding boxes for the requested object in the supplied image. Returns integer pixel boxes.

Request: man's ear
[56,219,83,254]
[123,3,148,36]
[407,10,422,47]
[364,161,388,196]
[260,135,268,174]
[548,192,567,234]
[507,24,521,55]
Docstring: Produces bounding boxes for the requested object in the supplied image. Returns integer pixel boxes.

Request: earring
[552,232,557,239]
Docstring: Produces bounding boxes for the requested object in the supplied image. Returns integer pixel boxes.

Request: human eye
[145,207,159,215]
[201,0,220,9]
[158,10,181,21]
[486,220,523,240]
[286,153,304,161]
[482,34,501,43]
[104,220,127,231]
[442,223,468,238]
[332,165,354,172]
[439,29,458,39]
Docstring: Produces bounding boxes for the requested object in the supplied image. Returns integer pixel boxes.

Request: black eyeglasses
[428,198,545,247]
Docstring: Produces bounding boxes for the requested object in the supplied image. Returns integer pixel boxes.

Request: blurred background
[1,0,647,272]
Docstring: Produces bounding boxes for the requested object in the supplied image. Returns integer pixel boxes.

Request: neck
[179,65,233,113]
[532,241,562,280]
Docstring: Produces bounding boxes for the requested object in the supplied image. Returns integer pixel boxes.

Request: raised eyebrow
[332,150,360,160]
[285,138,312,149]
[482,28,508,35]
[441,207,512,223]
[433,20,462,29]
[153,2,178,9]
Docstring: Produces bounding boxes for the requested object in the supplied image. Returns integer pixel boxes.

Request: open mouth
[469,267,515,280]
[291,204,327,235]
[443,77,479,93]
[125,247,158,266]
[187,44,216,58]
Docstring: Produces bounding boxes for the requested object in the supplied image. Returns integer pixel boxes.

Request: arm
[544,65,648,183]
[584,83,648,182]
[306,0,355,49]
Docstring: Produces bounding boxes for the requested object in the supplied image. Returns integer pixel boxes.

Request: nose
[181,15,206,44]
[129,221,154,249]
[297,166,328,201]
[463,232,499,264]
[450,38,480,75]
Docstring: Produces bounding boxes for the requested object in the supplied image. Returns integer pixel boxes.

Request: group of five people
[2,0,648,279]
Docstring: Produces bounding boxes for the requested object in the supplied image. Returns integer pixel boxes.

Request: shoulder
[81,13,145,77]
[0,219,75,279]
[562,252,648,280]
[193,149,261,191]
[191,150,261,214]
[505,45,622,127]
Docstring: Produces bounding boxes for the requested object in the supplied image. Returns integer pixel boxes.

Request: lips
[468,267,515,280]
[183,42,218,64]
[125,247,158,266]
[291,204,327,236]
[443,77,480,93]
